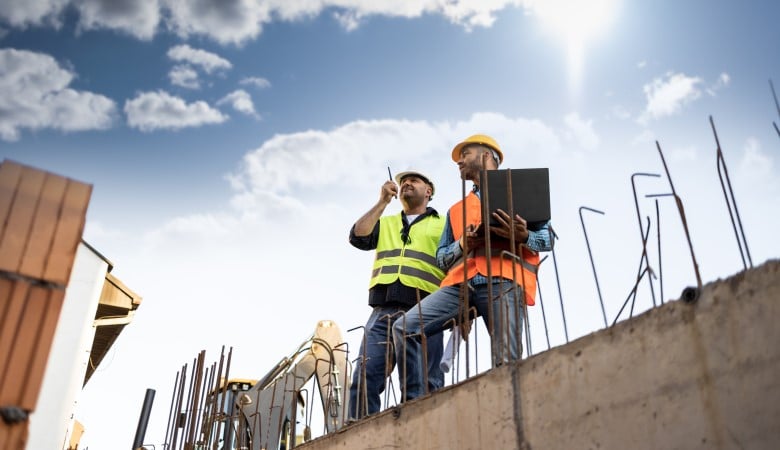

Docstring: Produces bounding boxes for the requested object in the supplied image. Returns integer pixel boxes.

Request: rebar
[549,226,569,343]
[579,206,607,328]
[613,216,655,325]
[710,116,753,270]
[656,141,703,289]
[770,79,780,138]
[534,255,552,350]
[631,172,660,307]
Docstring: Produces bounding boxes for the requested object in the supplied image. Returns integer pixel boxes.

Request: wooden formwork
[0,160,92,450]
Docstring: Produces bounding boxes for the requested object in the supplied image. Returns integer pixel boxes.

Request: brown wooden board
[20,287,65,411]
[0,161,23,237]
[0,284,47,409]
[0,165,44,274]
[42,179,92,286]
[0,279,30,396]
[0,421,29,450]
[18,173,67,280]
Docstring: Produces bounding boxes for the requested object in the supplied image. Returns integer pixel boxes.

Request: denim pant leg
[392,285,461,401]
[349,306,398,419]
[472,280,525,365]
[426,330,445,392]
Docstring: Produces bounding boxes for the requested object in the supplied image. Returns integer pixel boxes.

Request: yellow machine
[191,320,350,450]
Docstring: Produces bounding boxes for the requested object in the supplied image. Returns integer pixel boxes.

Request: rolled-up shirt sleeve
[525,220,552,253]
[436,212,462,271]
[349,222,380,251]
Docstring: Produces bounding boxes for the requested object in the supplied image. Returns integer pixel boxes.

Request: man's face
[457,144,495,181]
[399,175,431,204]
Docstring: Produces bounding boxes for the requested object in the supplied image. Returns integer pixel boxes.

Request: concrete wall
[300,259,780,450]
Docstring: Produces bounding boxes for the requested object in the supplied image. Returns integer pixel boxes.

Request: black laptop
[479,168,551,229]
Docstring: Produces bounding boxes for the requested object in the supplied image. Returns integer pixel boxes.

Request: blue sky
[2,0,779,448]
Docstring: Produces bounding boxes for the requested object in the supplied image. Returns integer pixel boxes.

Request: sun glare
[532,0,619,91]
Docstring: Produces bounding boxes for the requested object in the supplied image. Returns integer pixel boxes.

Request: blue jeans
[349,305,444,419]
[391,280,525,401]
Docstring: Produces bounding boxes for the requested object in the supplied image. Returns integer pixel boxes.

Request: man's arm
[353,180,397,236]
[349,180,397,250]
[525,220,552,253]
[436,212,463,271]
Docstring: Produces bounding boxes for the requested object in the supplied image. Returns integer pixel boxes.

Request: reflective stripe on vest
[369,213,446,294]
[440,192,540,306]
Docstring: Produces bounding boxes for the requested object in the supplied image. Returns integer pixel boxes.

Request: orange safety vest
[440,192,540,306]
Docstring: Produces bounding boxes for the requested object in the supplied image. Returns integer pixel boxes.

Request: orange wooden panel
[0,421,29,450]
[42,179,92,286]
[0,165,45,274]
[0,278,13,332]
[0,279,30,393]
[18,173,67,280]
[0,285,47,409]
[20,288,65,411]
[0,161,23,237]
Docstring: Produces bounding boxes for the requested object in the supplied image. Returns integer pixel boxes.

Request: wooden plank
[20,288,65,411]
[0,165,45,274]
[17,173,67,280]
[0,278,13,333]
[0,280,30,395]
[42,179,92,285]
[0,284,47,408]
[0,421,29,450]
[0,161,23,238]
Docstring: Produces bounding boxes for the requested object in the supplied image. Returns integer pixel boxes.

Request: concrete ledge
[301,260,780,450]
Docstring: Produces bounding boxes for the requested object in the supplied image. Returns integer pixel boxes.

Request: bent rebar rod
[770,79,780,139]
[535,255,552,351]
[549,225,569,343]
[613,218,654,326]
[710,115,753,269]
[631,172,661,307]
[656,140,703,290]
[645,195,672,305]
[579,206,607,328]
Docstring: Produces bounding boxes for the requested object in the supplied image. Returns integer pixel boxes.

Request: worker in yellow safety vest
[348,169,446,419]
[392,134,552,401]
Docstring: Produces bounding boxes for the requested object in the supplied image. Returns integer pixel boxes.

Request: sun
[530,0,620,91]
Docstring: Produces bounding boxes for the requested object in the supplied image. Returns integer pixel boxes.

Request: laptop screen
[479,168,551,228]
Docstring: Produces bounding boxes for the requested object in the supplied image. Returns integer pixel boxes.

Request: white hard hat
[395,169,435,196]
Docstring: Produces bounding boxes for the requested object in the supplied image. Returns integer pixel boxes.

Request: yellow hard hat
[395,169,435,196]
[450,134,503,164]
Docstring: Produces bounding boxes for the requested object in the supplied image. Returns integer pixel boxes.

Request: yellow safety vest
[370,213,446,294]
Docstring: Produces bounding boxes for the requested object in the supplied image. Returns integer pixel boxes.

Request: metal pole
[132,388,156,450]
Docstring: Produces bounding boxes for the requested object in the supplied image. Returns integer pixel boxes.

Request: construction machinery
[164,320,350,450]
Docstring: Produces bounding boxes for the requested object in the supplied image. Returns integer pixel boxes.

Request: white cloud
[124,90,228,131]
[75,0,160,40]
[0,0,68,28]
[240,76,271,89]
[217,89,258,118]
[706,72,730,96]
[2,1,524,45]
[639,72,703,124]
[563,112,600,151]
[168,64,200,89]
[226,112,561,217]
[164,0,271,45]
[630,129,656,147]
[167,44,231,73]
[669,145,698,162]
[0,48,116,141]
[637,60,646,69]
[738,137,772,179]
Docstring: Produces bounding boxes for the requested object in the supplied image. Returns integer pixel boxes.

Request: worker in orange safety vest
[392,134,552,401]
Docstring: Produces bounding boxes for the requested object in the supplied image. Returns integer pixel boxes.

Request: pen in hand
[388,166,396,199]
